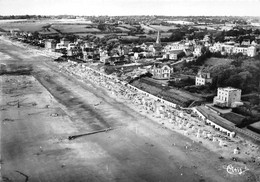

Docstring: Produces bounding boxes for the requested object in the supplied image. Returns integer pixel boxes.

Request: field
[115,26,130,32]
[141,24,157,33]
[147,32,172,38]
[204,57,233,67]
[193,25,216,30]
[51,24,100,33]
[141,24,178,33]
[120,35,140,40]
[0,20,175,38]
[0,19,98,35]
[0,21,50,32]
[119,24,137,30]
[149,25,178,32]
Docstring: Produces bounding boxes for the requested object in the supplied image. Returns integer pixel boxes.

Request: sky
[0,0,260,16]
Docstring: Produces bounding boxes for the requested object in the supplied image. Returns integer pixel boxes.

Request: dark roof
[169,50,183,54]
[154,63,171,68]
[247,121,260,135]
[196,106,235,132]
[221,112,245,126]
[197,72,210,79]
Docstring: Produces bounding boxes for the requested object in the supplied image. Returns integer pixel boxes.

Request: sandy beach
[1,36,260,182]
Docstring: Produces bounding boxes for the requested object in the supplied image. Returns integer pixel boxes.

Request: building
[82,47,95,61]
[68,43,76,50]
[210,42,257,57]
[233,46,248,55]
[67,47,82,57]
[241,39,251,46]
[222,44,234,54]
[152,63,173,80]
[248,121,260,134]
[213,87,243,108]
[166,42,186,51]
[195,71,212,86]
[56,38,71,50]
[247,46,257,57]
[100,55,110,63]
[209,42,222,52]
[60,38,70,47]
[193,45,203,57]
[100,49,110,63]
[151,31,163,56]
[163,50,184,60]
[45,39,56,51]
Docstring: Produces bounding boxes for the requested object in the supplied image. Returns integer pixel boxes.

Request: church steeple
[156,31,161,45]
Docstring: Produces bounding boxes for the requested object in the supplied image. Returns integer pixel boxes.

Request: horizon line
[1,14,260,17]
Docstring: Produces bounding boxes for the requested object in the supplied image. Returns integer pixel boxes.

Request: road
[0,37,256,182]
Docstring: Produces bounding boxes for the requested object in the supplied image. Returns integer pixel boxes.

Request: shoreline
[54,61,260,164]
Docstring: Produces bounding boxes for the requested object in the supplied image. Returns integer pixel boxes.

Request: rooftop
[154,62,171,68]
[197,72,210,79]
[218,87,241,92]
[196,106,236,132]
[168,50,183,54]
[249,121,260,130]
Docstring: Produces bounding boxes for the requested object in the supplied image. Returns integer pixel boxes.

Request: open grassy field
[39,27,60,35]
[51,24,100,34]
[147,32,172,38]
[115,26,130,32]
[141,24,157,33]
[149,25,178,32]
[120,35,139,39]
[119,24,137,30]
[193,25,216,30]
[0,21,49,32]
[204,57,233,67]
[0,19,174,38]
[0,19,97,34]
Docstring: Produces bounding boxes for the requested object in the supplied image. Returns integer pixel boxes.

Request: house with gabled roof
[152,63,173,80]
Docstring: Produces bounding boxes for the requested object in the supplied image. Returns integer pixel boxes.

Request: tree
[254,29,260,35]
[148,30,154,34]
[97,24,106,31]
[32,31,39,39]
[201,46,207,54]
[170,31,185,41]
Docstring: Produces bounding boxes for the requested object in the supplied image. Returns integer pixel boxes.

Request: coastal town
[1,13,260,182]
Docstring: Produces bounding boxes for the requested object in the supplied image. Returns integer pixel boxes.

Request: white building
[233,46,248,55]
[209,42,223,52]
[163,50,183,60]
[247,46,257,57]
[213,87,243,108]
[195,71,212,86]
[134,52,140,60]
[193,45,203,57]
[152,63,173,80]
[209,42,257,57]
[99,50,110,63]
[68,43,76,50]
[56,38,71,50]
[45,39,56,51]
[165,41,193,51]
